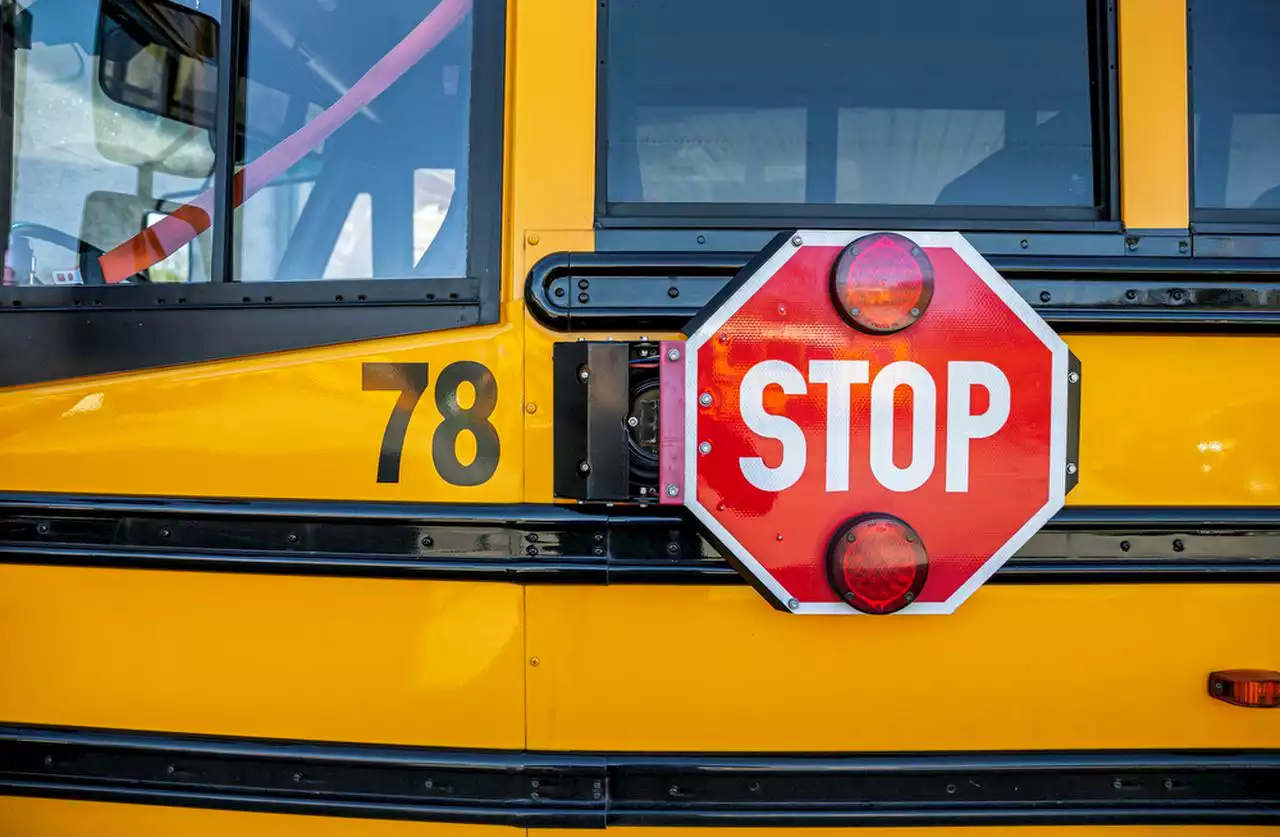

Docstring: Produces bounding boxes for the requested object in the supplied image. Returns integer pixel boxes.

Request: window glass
[604,0,1099,210]
[1192,0,1280,211]
[4,0,218,286]
[232,0,471,281]
[3,0,474,286]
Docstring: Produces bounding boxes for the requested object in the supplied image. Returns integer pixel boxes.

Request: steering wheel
[8,222,116,285]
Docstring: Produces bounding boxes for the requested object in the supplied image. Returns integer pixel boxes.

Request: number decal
[433,360,501,487]
[362,360,500,486]
[362,362,430,484]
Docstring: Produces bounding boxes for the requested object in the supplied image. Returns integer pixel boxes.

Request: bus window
[230,0,473,281]
[2,0,477,286]
[601,0,1105,218]
[1191,0,1280,214]
[3,0,219,286]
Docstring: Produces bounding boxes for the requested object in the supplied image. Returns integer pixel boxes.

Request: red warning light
[827,515,929,614]
[831,232,934,334]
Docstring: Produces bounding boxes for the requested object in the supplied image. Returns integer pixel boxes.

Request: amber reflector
[1208,670,1280,708]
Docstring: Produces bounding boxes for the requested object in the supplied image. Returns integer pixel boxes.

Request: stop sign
[666,230,1078,615]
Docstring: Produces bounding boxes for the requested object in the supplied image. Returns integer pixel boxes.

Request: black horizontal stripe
[526,251,1280,333]
[0,724,1276,827]
[0,493,1277,584]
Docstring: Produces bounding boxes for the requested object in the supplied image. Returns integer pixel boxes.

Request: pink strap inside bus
[99,0,472,284]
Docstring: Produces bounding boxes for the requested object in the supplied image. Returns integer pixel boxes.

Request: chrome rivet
[849,307,860,317]
[787,598,800,611]
[698,441,711,455]
[1069,372,1080,384]
[627,416,640,428]
[666,348,681,361]
[910,307,921,317]
[666,484,680,498]
[699,392,713,407]
[578,460,591,475]
[791,235,803,247]
[1067,462,1078,475]
[577,365,589,382]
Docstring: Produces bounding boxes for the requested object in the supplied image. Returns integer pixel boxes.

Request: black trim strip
[1,724,1277,827]
[527,251,1280,333]
[0,494,1277,584]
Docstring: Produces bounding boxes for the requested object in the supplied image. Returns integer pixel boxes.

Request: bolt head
[666,348,681,361]
[698,441,712,455]
[627,416,640,427]
[698,392,713,407]
[849,307,860,317]
[1067,462,1078,475]
[791,235,803,247]
[577,367,589,382]
[910,307,921,317]
[787,598,800,610]
[665,484,680,497]
[578,460,591,474]
[1069,372,1080,384]
[525,402,538,414]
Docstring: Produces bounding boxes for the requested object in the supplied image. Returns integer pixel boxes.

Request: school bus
[0,0,1277,833]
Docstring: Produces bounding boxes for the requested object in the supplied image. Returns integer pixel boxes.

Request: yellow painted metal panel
[526,584,1280,752]
[1066,335,1280,506]
[0,796,522,837]
[0,566,524,748]
[506,0,597,301]
[0,314,524,503]
[1118,0,1189,229]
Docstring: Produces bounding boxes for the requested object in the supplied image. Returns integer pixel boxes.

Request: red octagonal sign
[668,231,1079,615]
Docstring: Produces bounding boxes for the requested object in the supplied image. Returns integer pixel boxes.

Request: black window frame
[594,0,1120,233]
[0,0,505,388]
[1186,0,1280,235]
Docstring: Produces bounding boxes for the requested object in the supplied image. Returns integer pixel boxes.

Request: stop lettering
[738,359,1010,495]
[668,230,1078,616]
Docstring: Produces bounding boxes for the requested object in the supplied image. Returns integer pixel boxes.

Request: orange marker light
[1208,670,1280,708]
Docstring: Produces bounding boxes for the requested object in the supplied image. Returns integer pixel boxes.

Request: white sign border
[683,230,1070,616]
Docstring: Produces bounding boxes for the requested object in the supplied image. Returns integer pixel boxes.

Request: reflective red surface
[694,243,1056,609]
[827,515,928,614]
[831,232,933,333]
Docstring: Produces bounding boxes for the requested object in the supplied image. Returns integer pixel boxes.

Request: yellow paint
[526,584,1280,752]
[1066,335,1280,506]
[506,0,597,300]
[0,797,521,837]
[0,565,524,748]
[0,311,524,502]
[1118,0,1189,229]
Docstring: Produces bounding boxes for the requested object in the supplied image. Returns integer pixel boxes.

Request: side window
[601,0,1109,219]
[4,0,218,287]
[3,0,485,286]
[1191,0,1280,216]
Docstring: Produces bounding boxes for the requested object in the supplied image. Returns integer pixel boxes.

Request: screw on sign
[667,231,1081,615]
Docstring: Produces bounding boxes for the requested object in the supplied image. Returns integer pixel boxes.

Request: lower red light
[827,515,928,614]
[830,232,934,334]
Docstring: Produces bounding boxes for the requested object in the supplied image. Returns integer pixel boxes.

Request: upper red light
[827,514,929,614]
[830,232,934,334]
